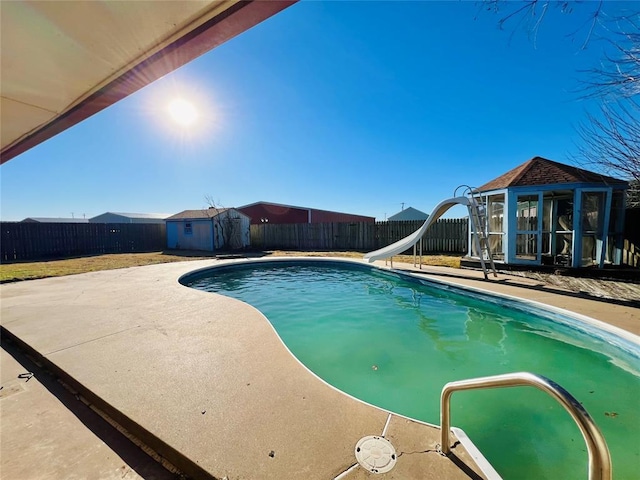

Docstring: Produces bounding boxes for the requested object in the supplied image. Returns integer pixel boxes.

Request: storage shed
[469,157,628,269]
[166,208,251,252]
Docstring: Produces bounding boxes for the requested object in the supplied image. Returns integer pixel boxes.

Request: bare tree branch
[532,1,549,48]
[569,0,603,50]
[572,99,640,206]
[484,0,640,206]
[578,24,640,99]
[203,196,242,250]
[484,0,606,47]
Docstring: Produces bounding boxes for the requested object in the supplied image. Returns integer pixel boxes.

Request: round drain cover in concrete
[355,435,397,474]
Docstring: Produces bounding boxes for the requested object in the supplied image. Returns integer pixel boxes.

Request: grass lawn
[0,251,461,283]
[0,251,214,283]
[268,250,462,268]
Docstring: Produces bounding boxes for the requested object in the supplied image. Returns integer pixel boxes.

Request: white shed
[166,208,251,252]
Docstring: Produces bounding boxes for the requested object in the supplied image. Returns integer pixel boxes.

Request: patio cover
[1,0,295,163]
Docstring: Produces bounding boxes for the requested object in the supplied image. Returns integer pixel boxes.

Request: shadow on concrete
[395,268,640,310]
[1,336,181,480]
[447,451,485,480]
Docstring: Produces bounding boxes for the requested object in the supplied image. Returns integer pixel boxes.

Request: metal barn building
[22,217,89,223]
[237,201,375,225]
[89,212,170,224]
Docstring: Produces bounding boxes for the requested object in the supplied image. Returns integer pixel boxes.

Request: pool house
[469,157,628,269]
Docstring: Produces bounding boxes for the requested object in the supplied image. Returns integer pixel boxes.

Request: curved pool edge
[178,259,450,430]
[398,270,640,347]
[0,259,495,480]
[388,268,640,356]
[178,256,640,478]
[216,288,503,479]
[180,256,640,353]
[180,257,507,478]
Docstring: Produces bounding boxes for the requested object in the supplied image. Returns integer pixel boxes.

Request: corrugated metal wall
[89,213,166,224]
[309,209,375,224]
[238,203,375,225]
[238,204,308,225]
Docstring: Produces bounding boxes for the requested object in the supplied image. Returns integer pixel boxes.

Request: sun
[168,98,198,127]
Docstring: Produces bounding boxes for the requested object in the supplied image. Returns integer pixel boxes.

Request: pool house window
[487,194,505,261]
[468,157,628,269]
[515,194,540,262]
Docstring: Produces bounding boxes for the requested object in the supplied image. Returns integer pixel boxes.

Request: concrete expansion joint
[87,401,185,477]
[44,324,142,356]
[53,375,187,478]
[381,413,392,437]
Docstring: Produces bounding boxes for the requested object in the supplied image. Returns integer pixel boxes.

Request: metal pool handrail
[440,372,612,480]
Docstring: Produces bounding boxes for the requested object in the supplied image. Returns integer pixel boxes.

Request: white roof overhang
[1,0,295,163]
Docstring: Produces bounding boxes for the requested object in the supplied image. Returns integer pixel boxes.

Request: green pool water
[184,260,640,479]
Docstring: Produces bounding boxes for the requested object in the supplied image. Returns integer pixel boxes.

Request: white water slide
[364,196,472,263]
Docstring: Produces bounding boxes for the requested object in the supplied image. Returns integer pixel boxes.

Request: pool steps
[441,372,612,480]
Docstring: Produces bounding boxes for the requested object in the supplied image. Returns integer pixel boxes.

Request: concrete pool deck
[1,257,639,479]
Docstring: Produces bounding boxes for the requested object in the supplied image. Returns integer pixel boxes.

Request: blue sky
[1,1,631,221]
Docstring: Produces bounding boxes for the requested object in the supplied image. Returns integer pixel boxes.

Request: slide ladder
[364,186,499,280]
[467,190,497,280]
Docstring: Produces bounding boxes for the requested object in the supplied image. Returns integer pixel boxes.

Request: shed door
[167,223,178,249]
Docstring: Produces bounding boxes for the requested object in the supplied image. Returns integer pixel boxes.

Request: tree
[203,195,243,250]
[574,100,640,206]
[484,1,640,206]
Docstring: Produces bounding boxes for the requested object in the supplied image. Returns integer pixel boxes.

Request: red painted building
[237,202,375,225]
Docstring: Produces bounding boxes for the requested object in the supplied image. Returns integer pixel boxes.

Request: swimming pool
[182,259,640,479]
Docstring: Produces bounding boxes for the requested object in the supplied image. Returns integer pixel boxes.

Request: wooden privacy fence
[1,223,166,262]
[250,218,469,253]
